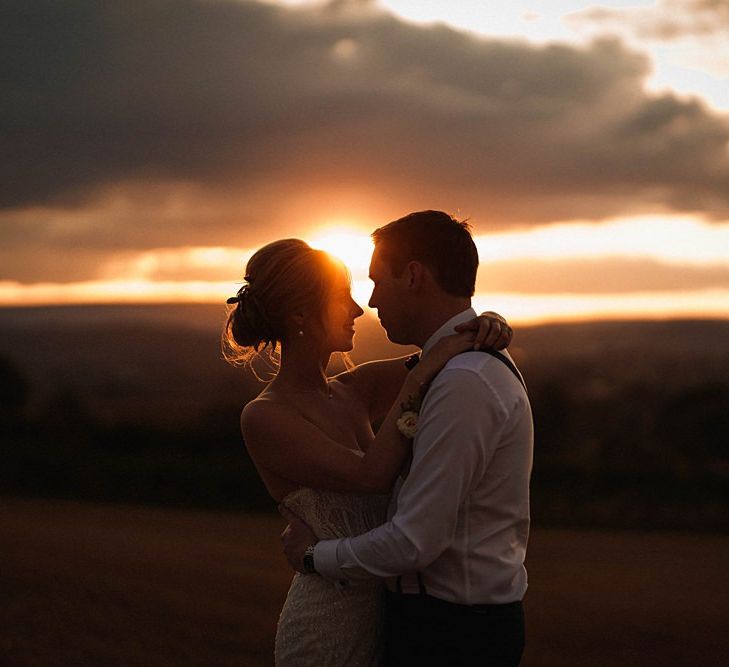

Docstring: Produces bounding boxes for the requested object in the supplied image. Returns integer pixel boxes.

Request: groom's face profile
[368,246,412,345]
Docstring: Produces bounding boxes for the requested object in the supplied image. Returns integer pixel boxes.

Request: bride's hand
[454,311,512,350]
[279,505,318,574]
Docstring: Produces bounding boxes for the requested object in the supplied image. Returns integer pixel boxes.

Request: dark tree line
[1,348,727,530]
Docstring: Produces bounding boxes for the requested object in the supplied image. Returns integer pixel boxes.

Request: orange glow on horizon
[2,216,728,324]
[2,277,728,325]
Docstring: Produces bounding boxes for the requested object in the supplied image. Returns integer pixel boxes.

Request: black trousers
[383,590,525,666]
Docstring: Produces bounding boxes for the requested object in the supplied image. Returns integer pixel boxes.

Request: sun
[308,227,376,307]
[308,228,374,274]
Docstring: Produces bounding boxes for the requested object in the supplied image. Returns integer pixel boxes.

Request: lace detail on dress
[275,486,389,666]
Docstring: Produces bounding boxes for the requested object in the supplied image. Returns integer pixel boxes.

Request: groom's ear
[405,261,426,292]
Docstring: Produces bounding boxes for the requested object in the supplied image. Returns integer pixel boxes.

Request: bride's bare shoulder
[240,392,293,426]
[239,395,311,463]
[242,390,289,411]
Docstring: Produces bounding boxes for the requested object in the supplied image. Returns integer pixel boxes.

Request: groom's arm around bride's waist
[314,361,533,605]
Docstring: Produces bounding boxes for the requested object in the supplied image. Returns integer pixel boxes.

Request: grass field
[1,498,727,666]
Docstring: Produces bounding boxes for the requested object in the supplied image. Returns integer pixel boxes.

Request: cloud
[2,0,729,271]
[567,0,729,42]
[477,257,729,294]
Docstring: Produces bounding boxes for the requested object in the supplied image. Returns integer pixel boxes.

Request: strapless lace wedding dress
[275,486,389,666]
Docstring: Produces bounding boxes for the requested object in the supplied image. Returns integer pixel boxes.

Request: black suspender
[404,349,527,393]
[478,349,527,392]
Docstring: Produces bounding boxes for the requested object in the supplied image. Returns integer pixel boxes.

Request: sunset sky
[2,0,729,323]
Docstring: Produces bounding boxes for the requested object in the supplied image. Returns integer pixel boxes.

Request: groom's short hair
[371,210,478,297]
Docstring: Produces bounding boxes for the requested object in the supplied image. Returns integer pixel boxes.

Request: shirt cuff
[313,538,344,582]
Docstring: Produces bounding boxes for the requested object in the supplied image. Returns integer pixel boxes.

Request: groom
[282,210,533,666]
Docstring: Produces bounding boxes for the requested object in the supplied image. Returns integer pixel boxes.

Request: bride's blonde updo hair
[222,238,344,366]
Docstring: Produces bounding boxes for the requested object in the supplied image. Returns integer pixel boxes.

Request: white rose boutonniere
[396,410,419,439]
[396,388,424,439]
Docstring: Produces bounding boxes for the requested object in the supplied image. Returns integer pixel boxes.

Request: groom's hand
[279,505,318,573]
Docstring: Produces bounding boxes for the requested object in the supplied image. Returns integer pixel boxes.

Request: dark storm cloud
[2,0,729,259]
[567,0,729,41]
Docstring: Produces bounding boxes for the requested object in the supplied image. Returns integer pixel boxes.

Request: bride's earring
[298,329,304,337]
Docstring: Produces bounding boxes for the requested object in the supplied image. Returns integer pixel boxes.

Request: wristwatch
[303,544,317,574]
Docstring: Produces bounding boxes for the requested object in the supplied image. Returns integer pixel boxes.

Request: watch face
[304,546,316,574]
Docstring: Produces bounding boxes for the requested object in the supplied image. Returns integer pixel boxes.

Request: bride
[223,238,511,666]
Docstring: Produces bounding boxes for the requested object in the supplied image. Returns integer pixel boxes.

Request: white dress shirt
[315,308,534,605]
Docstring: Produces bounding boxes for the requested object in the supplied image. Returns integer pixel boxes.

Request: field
[1,307,728,664]
[1,498,727,666]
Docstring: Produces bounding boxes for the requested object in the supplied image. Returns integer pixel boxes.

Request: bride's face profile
[223,240,365,364]
[320,265,364,353]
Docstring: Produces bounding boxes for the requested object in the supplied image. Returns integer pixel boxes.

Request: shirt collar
[422,307,477,356]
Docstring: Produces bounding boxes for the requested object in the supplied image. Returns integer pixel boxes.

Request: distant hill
[1,304,727,528]
[2,304,727,419]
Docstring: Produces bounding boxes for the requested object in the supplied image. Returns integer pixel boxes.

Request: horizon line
[1,300,727,327]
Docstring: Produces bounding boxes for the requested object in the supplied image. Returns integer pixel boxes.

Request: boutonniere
[396,393,422,439]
